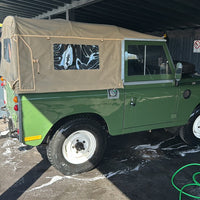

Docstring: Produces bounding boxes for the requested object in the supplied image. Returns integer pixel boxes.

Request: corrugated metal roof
[0,0,200,32]
[0,0,66,20]
[0,0,98,22]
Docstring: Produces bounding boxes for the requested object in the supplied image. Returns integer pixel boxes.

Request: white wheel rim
[62,130,96,164]
[193,116,200,139]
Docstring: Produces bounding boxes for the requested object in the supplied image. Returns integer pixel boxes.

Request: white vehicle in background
[0,24,5,105]
[0,23,8,123]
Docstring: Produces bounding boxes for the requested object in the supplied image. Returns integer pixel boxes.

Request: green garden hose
[171,163,200,199]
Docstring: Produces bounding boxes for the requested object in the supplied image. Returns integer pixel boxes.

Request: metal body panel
[122,79,200,134]
[20,90,124,146]
[176,79,200,123]
[124,82,179,129]
[124,38,166,42]
[5,83,18,126]
[18,95,23,143]
[124,80,173,86]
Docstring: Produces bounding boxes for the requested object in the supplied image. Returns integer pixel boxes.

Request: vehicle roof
[3,16,162,40]
[0,16,164,94]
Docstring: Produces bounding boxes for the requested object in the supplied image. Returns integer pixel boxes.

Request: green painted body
[20,78,200,146]
[20,90,124,145]
[5,40,200,146]
[5,83,18,126]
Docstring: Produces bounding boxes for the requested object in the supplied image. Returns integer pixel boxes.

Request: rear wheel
[47,118,107,175]
[179,109,200,145]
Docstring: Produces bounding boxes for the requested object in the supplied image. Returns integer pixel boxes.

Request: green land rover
[1,16,200,175]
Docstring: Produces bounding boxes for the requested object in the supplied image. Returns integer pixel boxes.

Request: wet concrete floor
[1,123,200,200]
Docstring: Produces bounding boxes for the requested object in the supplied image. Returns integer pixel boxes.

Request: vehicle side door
[123,40,179,130]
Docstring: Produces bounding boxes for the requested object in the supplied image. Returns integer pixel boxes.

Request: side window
[4,38,11,63]
[53,44,99,70]
[127,45,144,76]
[127,45,171,76]
[146,46,171,75]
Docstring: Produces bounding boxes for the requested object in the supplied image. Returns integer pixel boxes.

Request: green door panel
[124,83,178,129]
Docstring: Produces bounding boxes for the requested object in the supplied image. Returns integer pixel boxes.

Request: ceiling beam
[16,0,59,9]
[34,0,102,19]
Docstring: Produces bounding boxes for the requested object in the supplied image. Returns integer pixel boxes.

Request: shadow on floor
[0,146,51,200]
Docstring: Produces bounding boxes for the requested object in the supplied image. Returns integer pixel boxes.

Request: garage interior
[1,1,200,200]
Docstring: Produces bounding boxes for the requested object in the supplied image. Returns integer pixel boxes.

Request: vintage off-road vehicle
[1,16,200,175]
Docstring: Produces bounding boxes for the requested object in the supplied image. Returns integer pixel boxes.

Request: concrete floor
[1,120,200,200]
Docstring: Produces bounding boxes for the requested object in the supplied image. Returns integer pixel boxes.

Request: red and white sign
[194,40,200,53]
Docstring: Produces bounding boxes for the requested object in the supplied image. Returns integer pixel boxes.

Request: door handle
[130,98,136,106]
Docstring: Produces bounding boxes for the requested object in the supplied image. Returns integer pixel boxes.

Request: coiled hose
[171,163,200,199]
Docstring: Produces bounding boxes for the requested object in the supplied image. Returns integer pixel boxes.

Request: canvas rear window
[53,44,99,70]
[4,38,11,63]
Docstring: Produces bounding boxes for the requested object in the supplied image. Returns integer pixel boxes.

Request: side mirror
[175,62,183,82]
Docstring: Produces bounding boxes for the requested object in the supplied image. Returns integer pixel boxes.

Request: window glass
[4,38,11,63]
[128,45,144,76]
[54,44,99,70]
[127,45,171,76]
[146,46,171,75]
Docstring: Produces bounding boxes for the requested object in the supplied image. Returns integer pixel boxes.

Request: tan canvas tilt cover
[0,16,162,94]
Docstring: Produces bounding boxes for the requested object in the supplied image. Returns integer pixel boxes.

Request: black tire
[46,118,107,175]
[179,109,200,145]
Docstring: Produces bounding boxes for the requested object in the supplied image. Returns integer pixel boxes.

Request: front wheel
[179,109,200,145]
[47,118,107,175]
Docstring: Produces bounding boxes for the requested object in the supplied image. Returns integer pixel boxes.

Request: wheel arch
[194,104,200,112]
[189,104,200,119]
[42,113,109,144]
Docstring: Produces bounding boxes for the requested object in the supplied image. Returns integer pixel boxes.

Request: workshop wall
[166,29,200,73]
